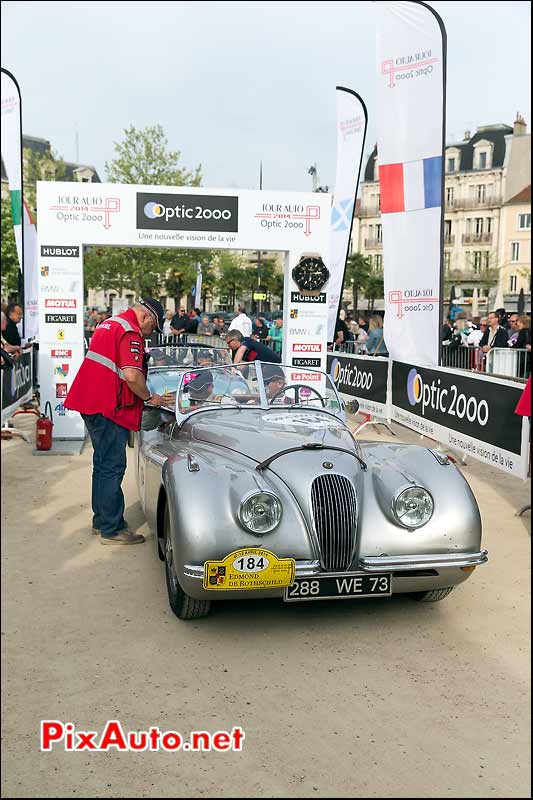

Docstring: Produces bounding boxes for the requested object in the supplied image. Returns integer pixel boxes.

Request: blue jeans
[82,413,130,538]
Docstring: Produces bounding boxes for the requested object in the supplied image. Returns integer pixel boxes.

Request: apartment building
[349,115,531,314]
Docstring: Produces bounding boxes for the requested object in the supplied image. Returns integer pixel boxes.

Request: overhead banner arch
[36,181,331,439]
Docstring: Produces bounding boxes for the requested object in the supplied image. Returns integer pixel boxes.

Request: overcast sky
[2,0,531,193]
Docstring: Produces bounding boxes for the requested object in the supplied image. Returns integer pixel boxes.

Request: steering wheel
[269,383,326,408]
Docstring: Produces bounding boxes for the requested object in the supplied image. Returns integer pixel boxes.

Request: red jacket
[65,309,147,431]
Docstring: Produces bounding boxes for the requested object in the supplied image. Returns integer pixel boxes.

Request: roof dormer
[472,139,494,170]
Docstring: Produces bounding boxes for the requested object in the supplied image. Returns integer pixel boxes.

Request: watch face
[292,257,329,292]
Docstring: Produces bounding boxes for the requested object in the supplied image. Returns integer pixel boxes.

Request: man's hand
[149,394,176,408]
[481,345,491,353]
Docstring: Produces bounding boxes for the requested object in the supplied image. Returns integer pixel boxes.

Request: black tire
[163,505,211,620]
[411,587,454,603]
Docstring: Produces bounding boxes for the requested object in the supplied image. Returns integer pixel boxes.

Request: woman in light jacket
[365,315,388,356]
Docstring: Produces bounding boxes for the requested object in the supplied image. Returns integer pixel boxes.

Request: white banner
[1,69,22,271]
[22,200,39,340]
[1,69,39,341]
[376,1,446,366]
[195,263,203,305]
[328,87,367,342]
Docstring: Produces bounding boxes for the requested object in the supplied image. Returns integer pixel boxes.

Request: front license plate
[283,573,391,602]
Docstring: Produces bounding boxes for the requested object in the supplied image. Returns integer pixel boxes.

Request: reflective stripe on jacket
[64,310,146,431]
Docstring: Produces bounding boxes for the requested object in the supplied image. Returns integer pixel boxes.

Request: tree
[105,124,202,186]
[365,273,384,311]
[1,196,20,298]
[344,252,372,313]
[23,145,67,220]
[85,125,204,302]
[215,252,247,309]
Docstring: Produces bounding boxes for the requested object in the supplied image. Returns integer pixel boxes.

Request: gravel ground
[1,412,530,799]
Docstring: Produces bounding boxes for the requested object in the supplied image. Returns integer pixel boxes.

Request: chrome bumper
[184,551,488,580]
[358,550,488,572]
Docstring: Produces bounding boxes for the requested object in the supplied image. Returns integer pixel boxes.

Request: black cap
[262,364,285,384]
[188,369,214,398]
[138,297,165,333]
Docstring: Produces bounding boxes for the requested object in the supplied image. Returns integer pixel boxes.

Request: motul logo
[45,299,77,308]
[292,343,321,353]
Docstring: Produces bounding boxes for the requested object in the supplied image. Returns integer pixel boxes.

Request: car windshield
[174,362,343,419]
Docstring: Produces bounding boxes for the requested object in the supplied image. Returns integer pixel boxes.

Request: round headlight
[239,492,282,534]
[393,487,434,529]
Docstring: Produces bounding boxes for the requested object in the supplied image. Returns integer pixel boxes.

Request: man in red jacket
[65,298,166,544]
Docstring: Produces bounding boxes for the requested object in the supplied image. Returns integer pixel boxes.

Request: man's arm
[232,345,248,364]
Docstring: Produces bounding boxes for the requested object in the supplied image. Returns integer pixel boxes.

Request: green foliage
[365,274,384,310]
[105,124,202,186]
[1,196,20,297]
[215,251,247,309]
[84,125,205,301]
[344,252,372,312]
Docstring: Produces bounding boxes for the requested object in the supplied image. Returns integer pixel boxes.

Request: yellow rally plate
[203,548,295,591]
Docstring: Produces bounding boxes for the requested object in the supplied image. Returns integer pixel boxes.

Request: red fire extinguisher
[36,402,54,451]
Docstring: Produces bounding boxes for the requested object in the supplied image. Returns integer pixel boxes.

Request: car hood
[183,407,356,464]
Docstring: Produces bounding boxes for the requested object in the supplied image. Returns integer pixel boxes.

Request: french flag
[378,156,442,214]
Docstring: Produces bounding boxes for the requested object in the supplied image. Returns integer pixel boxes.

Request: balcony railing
[462,232,493,244]
[445,195,502,211]
[444,234,455,245]
[364,238,383,249]
[358,205,381,218]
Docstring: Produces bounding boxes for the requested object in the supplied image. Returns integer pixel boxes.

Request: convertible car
[135,351,488,619]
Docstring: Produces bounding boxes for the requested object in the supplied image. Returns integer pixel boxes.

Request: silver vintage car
[135,348,488,619]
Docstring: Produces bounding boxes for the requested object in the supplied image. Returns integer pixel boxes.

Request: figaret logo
[381,50,439,88]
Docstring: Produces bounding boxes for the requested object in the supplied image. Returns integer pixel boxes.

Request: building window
[478,152,487,169]
[511,242,520,262]
[510,275,518,292]
[374,254,383,271]
[444,251,451,270]
[486,217,492,234]
[519,213,531,230]
[376,224,382,242]
[446,187,454,206]
[447,158,456,173]
[476,185,486,203]
[483,251,490,269]
[472,252,482,272]
[475,217,484,234]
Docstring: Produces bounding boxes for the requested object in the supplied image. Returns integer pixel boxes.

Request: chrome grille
[311,474,357,572]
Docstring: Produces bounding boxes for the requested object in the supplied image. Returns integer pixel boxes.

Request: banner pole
[1,68,25,335]
[334,87,368,327]
[414,1,448,365]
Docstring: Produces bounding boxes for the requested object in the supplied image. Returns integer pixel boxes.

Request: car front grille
[310,474,357,572]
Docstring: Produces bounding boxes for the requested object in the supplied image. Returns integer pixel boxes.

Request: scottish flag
[378,156,442,214]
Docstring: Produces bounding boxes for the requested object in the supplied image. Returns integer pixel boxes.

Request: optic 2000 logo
[407,368,489,426]
[330,358,373,391]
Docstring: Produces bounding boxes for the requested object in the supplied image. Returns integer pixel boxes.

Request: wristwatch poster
[291,253,330,295]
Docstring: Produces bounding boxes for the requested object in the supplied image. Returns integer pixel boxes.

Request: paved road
[1,414,530,798]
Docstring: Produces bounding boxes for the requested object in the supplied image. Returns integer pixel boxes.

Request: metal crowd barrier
[441,343,530,378]
[440,343,485,371]
[486,348,530,379]
[332,340,368,355]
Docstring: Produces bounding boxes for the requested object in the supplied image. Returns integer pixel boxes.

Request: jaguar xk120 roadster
[135,349,487,619]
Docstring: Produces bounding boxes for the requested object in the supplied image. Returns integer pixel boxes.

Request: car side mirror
[345,399,360,415]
